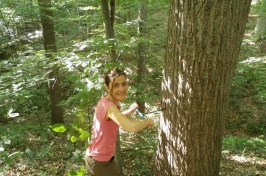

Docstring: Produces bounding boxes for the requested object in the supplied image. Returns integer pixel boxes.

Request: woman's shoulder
[96,97,118,117]
[101,96,111,103]
[99,97,115,107]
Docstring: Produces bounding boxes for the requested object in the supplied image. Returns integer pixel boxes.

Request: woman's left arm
[122,103,138,116]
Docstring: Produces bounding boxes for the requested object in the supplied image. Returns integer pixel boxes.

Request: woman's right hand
[146,118,155,128]
[130,103,139,114]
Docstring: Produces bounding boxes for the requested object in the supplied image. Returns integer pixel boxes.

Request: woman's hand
[129,103,139,114]
[122,102,139,116]
[145,118,155,128]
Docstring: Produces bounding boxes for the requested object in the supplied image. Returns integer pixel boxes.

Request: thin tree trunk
[100,0,122,174]
[101,0,117,61]
[156,0,252,175]
[38,0,64,125]
[254,0,266,39]
[115,131,123,175]
[136,1,147,113]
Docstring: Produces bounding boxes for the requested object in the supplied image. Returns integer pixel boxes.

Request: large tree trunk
[38,0,64,124]
[156,1,252,175]
[136,1,147,113]
[101,0,117,61]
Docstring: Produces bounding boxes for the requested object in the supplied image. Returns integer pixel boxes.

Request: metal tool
[136,108,165,119]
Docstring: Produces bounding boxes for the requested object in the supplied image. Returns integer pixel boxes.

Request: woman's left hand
[129,103,139,114]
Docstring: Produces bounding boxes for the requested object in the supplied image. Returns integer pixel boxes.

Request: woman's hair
[103,68,127,86]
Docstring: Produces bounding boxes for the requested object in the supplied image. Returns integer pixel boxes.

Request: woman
[85,68,155,176]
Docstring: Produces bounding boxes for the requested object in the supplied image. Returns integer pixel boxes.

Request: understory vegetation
[0,1,265,175]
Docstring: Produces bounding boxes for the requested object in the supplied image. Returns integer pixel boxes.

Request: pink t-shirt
[86,97,119,161]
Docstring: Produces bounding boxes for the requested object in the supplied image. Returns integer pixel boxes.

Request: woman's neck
[105,94,119,105]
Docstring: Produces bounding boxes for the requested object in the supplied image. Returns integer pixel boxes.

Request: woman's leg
[93,157,120,176]
[85,155,120,176]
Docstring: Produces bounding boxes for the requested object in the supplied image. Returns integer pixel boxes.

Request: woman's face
[108,75,128,103]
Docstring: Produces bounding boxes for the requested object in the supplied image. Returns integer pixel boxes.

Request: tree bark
[156,1,252,175]
[38,0,64,124]
[136,1,147,113]
[101,0,117,61]
[100,0,122,173]
[254,0,266,39]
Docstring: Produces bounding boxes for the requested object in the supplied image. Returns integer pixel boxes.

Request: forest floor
[0,115,265,176]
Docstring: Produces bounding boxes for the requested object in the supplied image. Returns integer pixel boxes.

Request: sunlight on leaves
[68,166,86,176]
[49,123,67,133]
[71,135,78,142]
[0,147,4,152]
[7,113,19,118]
[8,151,22,159]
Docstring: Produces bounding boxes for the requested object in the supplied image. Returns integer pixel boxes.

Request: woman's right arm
[106,105,155,133]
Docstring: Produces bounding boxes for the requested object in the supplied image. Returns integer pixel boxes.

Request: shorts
[85,154,121,176]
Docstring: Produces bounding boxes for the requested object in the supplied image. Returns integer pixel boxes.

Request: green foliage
[53,0,102,46]
[68,166,86,176]
[245,121,265,135]
[0,123,25,167]
[0,0,163,125]
[231,57,266,104]
[50,123,67,133]
[0,53,49,121]
[58,52,106,143]
[1,0,264,174]
[121,127,157,175]
[0,120,86,174]
[222,136,266,157]
[49,122,90,143]
[0,149,22,166]
[229,57,266,135]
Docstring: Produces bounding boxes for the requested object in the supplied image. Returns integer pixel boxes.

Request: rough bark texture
[38,0,64,124]
[156,1,252,175]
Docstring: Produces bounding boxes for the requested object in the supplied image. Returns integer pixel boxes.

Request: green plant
[231,57,266,102]
[0,53,50,124]
[222,135,266,156]
[245,122,265,135]
[0,147,22,166]
[68,166,86,176]
[0,133,22,166]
